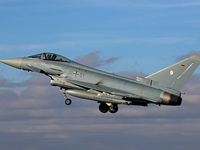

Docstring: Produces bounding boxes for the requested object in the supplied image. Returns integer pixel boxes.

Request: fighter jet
[1,53,200,113]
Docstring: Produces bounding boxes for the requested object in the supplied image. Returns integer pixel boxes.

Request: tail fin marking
[145,56,200,91]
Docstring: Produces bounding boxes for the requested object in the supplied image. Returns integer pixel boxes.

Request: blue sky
[0,0,200,150]
[1,0,200,79]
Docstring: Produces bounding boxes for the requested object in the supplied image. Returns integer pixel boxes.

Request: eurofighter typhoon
[1,53,200,113]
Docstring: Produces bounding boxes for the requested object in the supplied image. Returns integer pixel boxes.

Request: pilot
[41,53,47,60]
[47,54,52,60]
[51,54,57,60]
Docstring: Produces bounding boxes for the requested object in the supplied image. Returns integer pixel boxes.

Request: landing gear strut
[63,93,72,106]
[99,103,118,114]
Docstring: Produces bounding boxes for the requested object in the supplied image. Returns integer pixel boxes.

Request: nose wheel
[65,98,72,105]
[63,93,72,106]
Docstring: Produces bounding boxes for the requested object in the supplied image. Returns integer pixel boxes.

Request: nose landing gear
[63,93,72,106]
[65,98,72,105]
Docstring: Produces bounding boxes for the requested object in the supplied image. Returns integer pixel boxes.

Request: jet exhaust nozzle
[162,92,182,106]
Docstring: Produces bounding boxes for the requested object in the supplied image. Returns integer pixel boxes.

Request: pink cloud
[75,51,119,68]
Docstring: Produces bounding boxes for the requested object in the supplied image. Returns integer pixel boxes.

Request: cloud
[1,53,200,149]
[75,51,119,68]
[46,133,70,139]
[176,50,200,61]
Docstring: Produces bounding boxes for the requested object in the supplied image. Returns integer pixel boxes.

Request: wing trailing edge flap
[67,80,145,100]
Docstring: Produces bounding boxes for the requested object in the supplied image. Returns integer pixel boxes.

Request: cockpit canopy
[28,53,71,63]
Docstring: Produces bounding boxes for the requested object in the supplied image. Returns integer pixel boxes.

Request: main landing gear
[99,103,118,114]
[62,92,118,113]
[63,93,72,106]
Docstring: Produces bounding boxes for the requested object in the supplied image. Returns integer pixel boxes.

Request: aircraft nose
[0,58,23,69]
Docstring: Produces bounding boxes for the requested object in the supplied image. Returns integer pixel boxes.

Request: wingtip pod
[189,56,200,62]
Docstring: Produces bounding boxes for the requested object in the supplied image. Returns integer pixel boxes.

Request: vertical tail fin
[146,56,200,91]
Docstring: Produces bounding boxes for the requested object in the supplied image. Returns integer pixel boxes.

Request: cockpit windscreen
[28,53,71,63]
